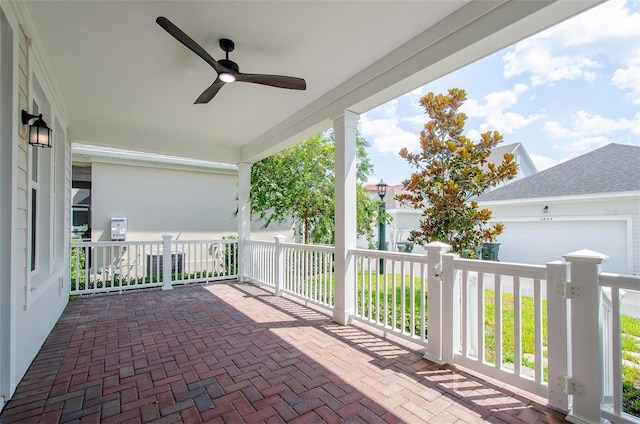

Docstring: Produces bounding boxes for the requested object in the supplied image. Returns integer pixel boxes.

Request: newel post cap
[563,249,609,264]
[424,241,452,253]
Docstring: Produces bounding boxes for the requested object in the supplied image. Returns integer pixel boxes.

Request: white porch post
[237,162,252,282]
[441,252,459,364]
[563,249,608,424]
[332,110,359,325]
[424,242,452,364]
[274,235,286,296]
[161,234,173,290]
[546,260,570,412]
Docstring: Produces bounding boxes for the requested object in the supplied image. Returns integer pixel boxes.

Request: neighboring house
[485,142,537,189]
[364,142,537,251]
[477,143,640,274]
[72,144,293,242]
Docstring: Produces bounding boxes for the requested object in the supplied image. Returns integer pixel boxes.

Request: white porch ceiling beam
[241,0,602,164]
[71,120,241,164]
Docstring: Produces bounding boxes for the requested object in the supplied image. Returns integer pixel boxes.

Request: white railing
[447,256,548,398]
[281,242,334,308]
[599,272,640,424]
[351,249,429,343]
[70,236,238,295]
[245,240,276,287]
[170,239,238,284]
[246,237,334,308]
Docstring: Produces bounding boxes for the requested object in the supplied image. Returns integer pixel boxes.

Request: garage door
[494,219,628,273]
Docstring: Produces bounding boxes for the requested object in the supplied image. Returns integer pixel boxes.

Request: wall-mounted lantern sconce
[543,205,549,214]
[21,110,52,148]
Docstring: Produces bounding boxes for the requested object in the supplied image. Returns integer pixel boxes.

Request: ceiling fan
[156,17,307,104]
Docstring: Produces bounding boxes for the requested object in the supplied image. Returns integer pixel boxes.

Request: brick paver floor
[0,282,568,423]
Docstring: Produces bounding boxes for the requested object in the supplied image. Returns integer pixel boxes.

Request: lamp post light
[376,180,388,273]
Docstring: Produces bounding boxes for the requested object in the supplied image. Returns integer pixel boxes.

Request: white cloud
[529,153,565,171]
[503,42,600,85]
[543,111,640,156]
[483,112,544,135]
[554,0,640,45]
[543,121,573,138]
[544,111,640,140]
[555,136,612,155]
[502,0,639,86]
[612,64,640,104]
[466,129,481,142]
[406,87,427,110]
[401,113,429,126]
[360,101,419,155]
[461,84,543,135]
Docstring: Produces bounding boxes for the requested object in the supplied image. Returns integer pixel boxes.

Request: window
[29,100,39,272]
[27,84,53,277]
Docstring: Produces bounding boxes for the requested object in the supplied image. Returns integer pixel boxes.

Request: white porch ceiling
[21,1,600,164]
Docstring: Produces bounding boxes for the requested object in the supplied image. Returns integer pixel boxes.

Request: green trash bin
[396,242,414,253]
[482,242,500,261]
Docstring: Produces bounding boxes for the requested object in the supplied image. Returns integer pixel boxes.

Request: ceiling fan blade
[235,73,306,90]
[156,17,222,73]
[195,79,225,104]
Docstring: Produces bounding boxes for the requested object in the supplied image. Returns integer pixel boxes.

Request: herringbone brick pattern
[0,283,568,423]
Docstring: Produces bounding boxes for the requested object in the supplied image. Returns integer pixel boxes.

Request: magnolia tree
[396,88,518,255]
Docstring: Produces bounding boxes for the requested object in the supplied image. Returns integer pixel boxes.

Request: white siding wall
[90,161,291,242]
[0,7,14,410]
[1,3,71,402]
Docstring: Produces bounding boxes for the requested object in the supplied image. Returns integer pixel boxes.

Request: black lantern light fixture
[376,179,388,200]
[21,110,52,148]
[376,180,388,273]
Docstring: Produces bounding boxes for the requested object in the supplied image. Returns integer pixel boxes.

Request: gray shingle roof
[477,143,640,201]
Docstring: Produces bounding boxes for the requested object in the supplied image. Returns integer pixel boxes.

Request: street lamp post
[376,180,388,274]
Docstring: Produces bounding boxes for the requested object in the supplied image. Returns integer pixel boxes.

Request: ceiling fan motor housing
[219,59,239,73]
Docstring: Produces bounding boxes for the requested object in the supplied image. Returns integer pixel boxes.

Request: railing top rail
[172,239,237,244]
[71,240,162,247]
[599,272,640,291]
[350,248,429,263]
[281,242,335,253]
[72,239,235,247]
[247,240,276,246]
[453,257,547,279]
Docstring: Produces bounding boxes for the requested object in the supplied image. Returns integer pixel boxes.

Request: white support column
[424,242,452,364]
[332,110,359,325]
[441,252,459,364]
[546,260,570,412]
[563,249,608,424]
[161,234,173,290]
[237,162,252,282]
[274,235,286,297]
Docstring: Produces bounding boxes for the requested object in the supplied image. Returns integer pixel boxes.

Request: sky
[360,0,640,186]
